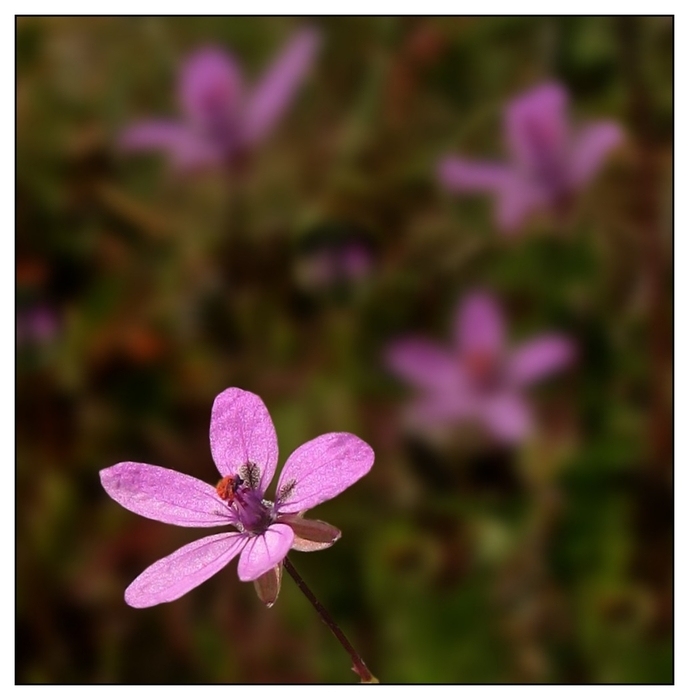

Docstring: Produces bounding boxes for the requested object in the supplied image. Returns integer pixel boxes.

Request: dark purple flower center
[216,463,274,534]
[232,486,274,533]
[462,349,501,392]
[198,84,241,156]
[200,83,233,113]
[522,117,568,199]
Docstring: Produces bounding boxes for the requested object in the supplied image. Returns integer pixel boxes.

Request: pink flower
[385,291,575,443]
[437,82,623,233]
[119,28,321,171]
[16,305,59,346]
[299,240,374,289]
[100,387,374,607]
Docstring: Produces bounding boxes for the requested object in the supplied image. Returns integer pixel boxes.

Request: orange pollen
[216,475,241,503]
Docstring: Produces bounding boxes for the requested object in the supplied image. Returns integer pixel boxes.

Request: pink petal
[568,121,624,188]
[385,338,461,392]
[437,156,512,193]
[242,27,321,145]
[118,120,187,151]
[100,462,235,527]
[178,46,244,131]
[506,335,575,387]
[481,393,532,444]
[209,388,279,494]
[437,155,544,234]
[405,391,476,428]
[454,291,505,358]
[505,82,570,174]
[276,433,374,513]
[237,524,294,581]
[118,120,221,170]
[124,532,247,607]
[494,172,546,233]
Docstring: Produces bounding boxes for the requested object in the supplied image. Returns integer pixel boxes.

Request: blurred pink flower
[437,82,623,233]
[16,305,59,346]
[385,291,575,443]
[119,28,321,171]
[301,240,374,288]
[100,387,374,607]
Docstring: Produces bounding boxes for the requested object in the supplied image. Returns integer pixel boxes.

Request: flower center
[463,350,500,390]
[523,117,567,197]
[216,463,274,534]
[200,83,233,113]
[197,84,241,156]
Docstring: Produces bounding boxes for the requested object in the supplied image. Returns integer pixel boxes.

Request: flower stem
[283,556,378,683]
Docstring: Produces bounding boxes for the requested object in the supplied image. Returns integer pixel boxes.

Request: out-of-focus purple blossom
[16,305,59,347]
[341,243,374,281]
[437,82,623,233]
[119,28,321,172]
[385,291,575,444]
[300,240,374,289]
[100,387,374,608]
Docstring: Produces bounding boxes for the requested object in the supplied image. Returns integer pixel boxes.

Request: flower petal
[100,462,235,527]
[118,120,187,151]
[118,120,221,170]
[276,433,374,513]
[237,524,294,582]
[454,291,505,358]
[481,393,532,444]
[178,46,244,131]
[494,172,546,233]
[385,338,461,392]
[242,27,321,145]
[124,532,247,608]
[505,82,570,174]
[568,121,624,188]
[277,513,341,552]
[404,391,476,429]
[437,156,512,193]
[253,564,283,607]
[506,335,575,387]
[209,387,279,493]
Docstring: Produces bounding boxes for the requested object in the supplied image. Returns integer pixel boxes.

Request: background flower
[386,291,575,443]
[16,304,59,346]
[119,28,321,171]
[437,82,624,233]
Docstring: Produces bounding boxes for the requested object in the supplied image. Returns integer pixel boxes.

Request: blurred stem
[498,440,566,682]
[220,161,252,302]
[283,557,378,683]
[617,17,672,478]
[226,166,250,238]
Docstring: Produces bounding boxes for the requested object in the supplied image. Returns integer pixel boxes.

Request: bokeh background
[16,16,673,683]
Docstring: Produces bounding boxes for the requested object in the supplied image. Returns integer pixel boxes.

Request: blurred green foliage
[16,16,672,683]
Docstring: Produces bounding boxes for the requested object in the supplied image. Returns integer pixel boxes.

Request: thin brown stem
[283,556,378,683]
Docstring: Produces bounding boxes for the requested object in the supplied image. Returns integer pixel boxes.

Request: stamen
[216,474,244,503]
[277,479,296,503]
[238,461,260,489]
[215,470,274,534]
